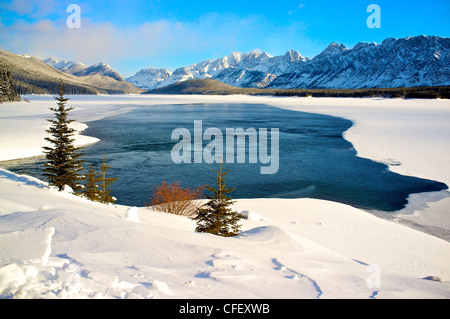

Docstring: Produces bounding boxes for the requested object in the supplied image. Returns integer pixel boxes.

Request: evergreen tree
[43,80,84,191]
[81,164,101,202]
[98,156,118,204]
[193,162,241,237]
[0,67,20,102]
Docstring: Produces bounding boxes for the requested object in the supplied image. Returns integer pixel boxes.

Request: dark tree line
[145,79,450,99]
[0,67,20,102]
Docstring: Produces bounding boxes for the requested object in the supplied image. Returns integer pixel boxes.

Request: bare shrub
[148,181,205,216]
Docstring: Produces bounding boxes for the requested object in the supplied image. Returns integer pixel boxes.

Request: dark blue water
[3,103,447,211]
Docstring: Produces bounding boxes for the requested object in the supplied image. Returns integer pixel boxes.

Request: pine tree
[43,80,84,191]
[81,164,101,202]
[193,162,241,237]
[98,156,118,204]
[0,67,20,102]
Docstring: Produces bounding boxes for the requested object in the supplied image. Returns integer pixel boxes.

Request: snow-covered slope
[214,68,277,88]
[1,168,449,299]
[129,35,449,90]
[125,68,171,90]
[159,67,195,87]
[128,50,308,89]
[73,62,124,82]
[45,58,125,82]
[312,42,348,61]
[43,57,88,75]
[43,58,142,94]
[270,35,450,89]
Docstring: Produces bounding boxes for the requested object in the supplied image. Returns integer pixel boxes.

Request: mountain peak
[172,67,192,76]
[125,68,171,90]
[128,35,450,91]
[314,42,347,60]
[44,57,88,75]
[72,62,124,81]
[269,35,450,89]
[92,62,111,69]
[247,49,270,60]
[284,50,305,62]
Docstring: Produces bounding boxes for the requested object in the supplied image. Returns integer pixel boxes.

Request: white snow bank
[239,210,265,221]
[0,227,55,266]
[0,168,449,299]
[0,100,99,161]
[125,206,141,223]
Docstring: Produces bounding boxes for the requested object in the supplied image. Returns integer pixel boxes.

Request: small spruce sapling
[98,156,118,204]
[81,164,101,202]
[193,162,241,237]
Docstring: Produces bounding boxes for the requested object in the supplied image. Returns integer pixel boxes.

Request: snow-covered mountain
[158,67,194,87]
[43,57,88,75]
[43,58,142,94]
[128,35,450,90]
[44,59,127,82]
[269,35,450,89]
[127,49,309,90]
[312,42,348,61]
[72,62,124,81]
[125,68,171,90]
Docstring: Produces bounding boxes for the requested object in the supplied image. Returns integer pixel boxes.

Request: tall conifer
[43,80,84,191]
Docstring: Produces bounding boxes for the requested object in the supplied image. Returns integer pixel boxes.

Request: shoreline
[1,94,449,240]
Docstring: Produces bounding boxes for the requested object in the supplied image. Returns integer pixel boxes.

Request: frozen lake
[4,102,446,211]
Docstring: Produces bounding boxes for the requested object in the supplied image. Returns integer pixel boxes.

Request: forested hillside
[0,49,138,95]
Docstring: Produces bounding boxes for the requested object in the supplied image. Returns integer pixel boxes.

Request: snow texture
[0,95,449,299]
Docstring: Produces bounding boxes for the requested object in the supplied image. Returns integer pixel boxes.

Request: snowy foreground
[1,169,449,299]
[1,95,450,299]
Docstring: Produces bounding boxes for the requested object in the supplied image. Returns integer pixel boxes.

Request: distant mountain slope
[43,58,142,94]
[128,50,308,90]
[0,49,102,94]
[269,36,450,89]
[73,62,123,81]
[144,78,450,99]
[43,57,88,75]
[125,68,171,90]
[144,79,243,95]
[131,35,450,90]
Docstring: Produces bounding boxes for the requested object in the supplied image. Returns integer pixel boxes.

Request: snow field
[1,95,450,299]
[1,169,450,299]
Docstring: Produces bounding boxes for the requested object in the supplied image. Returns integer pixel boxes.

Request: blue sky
[1,0,449,77]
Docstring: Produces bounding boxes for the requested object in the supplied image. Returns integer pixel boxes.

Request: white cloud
[1,0,64,19]
[0,10,315,75]
[0,13,266,63]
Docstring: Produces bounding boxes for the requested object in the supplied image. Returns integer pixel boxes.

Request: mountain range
[128,35,450,90]
[43,58,142,94]
[1,35,448,97]
[0,50,142,95]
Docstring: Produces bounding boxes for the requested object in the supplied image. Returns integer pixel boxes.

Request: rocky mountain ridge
[128,35,450,90]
